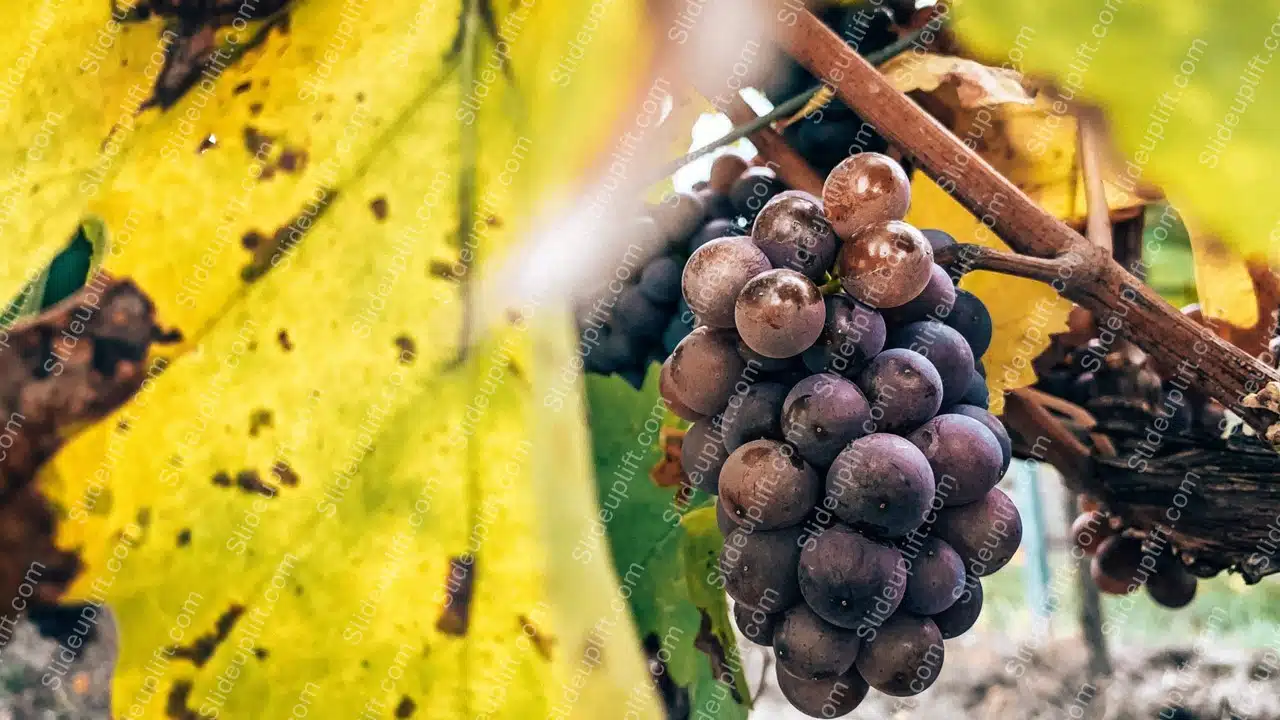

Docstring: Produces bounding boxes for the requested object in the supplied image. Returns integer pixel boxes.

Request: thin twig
[1077,109,1112,252]
[935,243,1096,287]
[718,93,826,195]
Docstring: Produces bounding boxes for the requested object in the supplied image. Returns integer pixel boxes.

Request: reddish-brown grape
[1070,511,1114,556]
[882,264,956,325]
[659,360,704,422]
[822,152,911,240]
[751,191,839,282]
[836,220,934,308]
[719,439,822,530]
[664,327,746,416]
[682,237,771,327]
[682,418,729,494]
[735,269,826,358]
[710,154,749,193]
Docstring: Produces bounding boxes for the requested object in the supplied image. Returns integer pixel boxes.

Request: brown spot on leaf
[212,471,232,487]
[233,80,251,94]
[249,102,264,116]
[270,460,299,487]
[170,605,244,668]
[165,679,200,720]
[436,555,476,636]
[248,408,273,437]
[486,215,502,227]
[519,615,554,660]
[652,426,685,489]
[278,147,307,173]
[370,196,389,221]
[277,329,294,352]
[241,231,264,251]
[394,335,416,362]
[241,188,339,281]
[243,126,273,156]
[356,91,366,102]
[253,647,269,660]
[430,260,460,281]
[694,610,742,703]
[116,418,131,432]
[176,529,192,547]
[394,696,416,717]
[235,470,275,497]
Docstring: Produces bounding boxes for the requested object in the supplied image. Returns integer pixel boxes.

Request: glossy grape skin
[682,418,729,494]
[720,382,787,452]
[887,321,976,408]
[882,264,956,326]
[956,370,990,409]
[750,190,839,282]
[1070,511,1114,556]
[933,488,1023,578]
[780,373,872,468]
[1093,535,1146,592]
[737,338,796,373]
[682,237,772,328]
[664,327,745,416]
[720,525,804,608]
[637,256,683,305]
[949,404,1011,473]
[837,220,934,308]
[826,434,935,539]
[1146,560,1197,608]
[729,166,784,219]
[802,294,886,379]
[901,536,966,616]
[716,499,739,537]
[920,228,956,255]
[822,152,911,241]
[719,439,822,531]
[735,269,826,358]
[688,217,744,254]
[908,414,1004,507]
[774,603,861,679]
[776,663,869,719]
[945,289,993,357]
[855,613,944,697]
[856,349,944,433]
[798,525,907,629]
[933,576,982,639]
[659,358,704,422]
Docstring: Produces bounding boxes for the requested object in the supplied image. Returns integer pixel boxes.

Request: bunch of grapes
[663,152,1018,717]
[577,155,788,387]
[1068,496,1199,608]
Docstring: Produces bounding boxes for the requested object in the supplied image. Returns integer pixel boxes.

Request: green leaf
[587,369,749,719]
[953,1,1280,259]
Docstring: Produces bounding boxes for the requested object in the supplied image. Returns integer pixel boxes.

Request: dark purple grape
[720,524,804,608]
[781,373,871,467]
[933,576,982,639]
[882,264,956,326]
[665,327,745,416]
[826,434,934,538]
[612,285,666,340]
[682,237,771,327]
[920,228,956,255]
[856,349,943,433]
[854,613,944,697]
[719,439,822,531]
[735,269,826,358]
[750,191,838,282]
[802,294,886,379]
[697,188,737,220]
[774,603,861,679]
[660,361,704,422]
[689,217,744,253]
[945,289,993,358]
[710,154,749,193]
[908,414,1003,507]
[683,418,729,494]
[721,382,787,451]
[776,664,870,719]
[901,536,965,616]
[737,338,796,372]
[583,325,631,374]
[1146,560,1197,609]
[956,369,990,409]
[949,404,1011,473]
[734,602,782,646]
[822,153,910,241]
[651,191,707,243]
[933,488,1023,578]
[729,166,783,219]
[637,256,683,305]
[716,498,739,536]
[798,525,907,629]
[837,221,933,308]
[887,321,975,407]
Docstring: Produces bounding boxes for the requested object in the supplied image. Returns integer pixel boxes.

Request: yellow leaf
[881,52,1034,109]
[30,0,665,718]
[905,176,1072,414]
[1185,222,1259,330]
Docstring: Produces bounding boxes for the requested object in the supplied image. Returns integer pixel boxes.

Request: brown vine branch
[1077,110,1113,252]
[776,6,1280,439]
[718,92,825,196]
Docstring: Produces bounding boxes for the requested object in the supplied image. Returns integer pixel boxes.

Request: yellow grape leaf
[884,53,1146,226]
[30,0,666,718]
[953,1,1280,260]
[905,176,1072,415]
[1185,222,1259,329]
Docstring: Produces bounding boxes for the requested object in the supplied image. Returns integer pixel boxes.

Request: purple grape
[900,536,966,615]
[802,294,886,379]
[933,576,982,639]
[886,320,975,408]
[664,326,746,416]
[612,285,666,340]
[920,228,956,255]
[719,439,822,531]
[774,603,861,679]
[945,289,993,357]
[737,337,796,372]
[750,190,839,282]
[798,525,906,629]
[683,418,729,494]
[949,404,1011,473]
[729,166,783,218]
[933,488,1023,577]
[689,217,745,253]
[856,349,943,433]
[776,664,870,718]
[956,369,989,409]
[781,373,872,467]
[908,414,1003,507]
[721,382,788,451]
[734,602,782,646]
[854,613,944,697]
[638,256,683,305]
[882,264,956,326]
[682,237,771,327]
[720,524,804,608]
[697,188,737,220]
[735,269,826,358]
[826,434,935,538]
